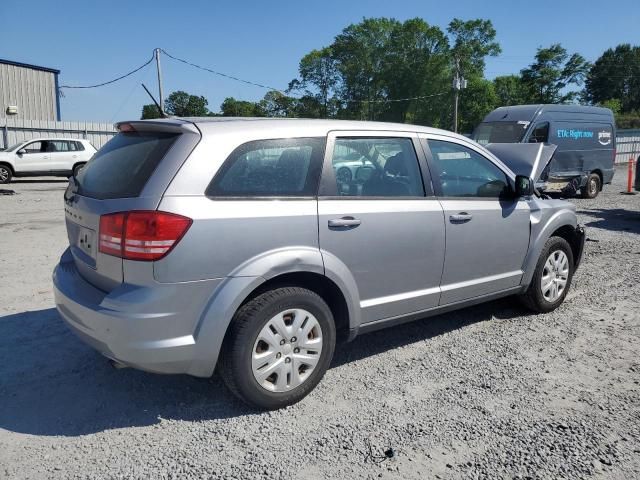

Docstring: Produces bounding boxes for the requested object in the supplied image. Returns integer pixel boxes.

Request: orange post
[628,158,634,193]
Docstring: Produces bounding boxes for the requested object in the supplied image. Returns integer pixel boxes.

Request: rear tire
[520,236,574,313]
[0,164,12,184]
[218,287,336,410]
[580,173,600,199]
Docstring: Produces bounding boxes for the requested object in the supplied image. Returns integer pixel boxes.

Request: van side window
[207,138,325,197]
[427,140,509,198]
[330,137,425,197]
[528,123,549,143]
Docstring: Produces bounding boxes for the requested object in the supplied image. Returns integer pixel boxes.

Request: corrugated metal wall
[0,63,57,121]
[615,129,640,165]
[1,118,116,150]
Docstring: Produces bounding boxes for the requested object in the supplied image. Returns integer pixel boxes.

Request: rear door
[318,131,445,324]
[421,134,530,305]
[47,140,76,171]
[65,122,200,291]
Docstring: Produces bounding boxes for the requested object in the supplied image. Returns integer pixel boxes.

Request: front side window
[21,141,44,154]
[427,140,509,198]
[528,123,549,143]
[207,138,325,197]
[330,137,424,197]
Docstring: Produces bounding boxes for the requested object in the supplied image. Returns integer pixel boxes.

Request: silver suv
[53,118,585,409]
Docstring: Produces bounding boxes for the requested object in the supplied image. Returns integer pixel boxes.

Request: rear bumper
[52,248,222,376]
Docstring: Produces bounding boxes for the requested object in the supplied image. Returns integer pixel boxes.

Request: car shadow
[0,299,524,437]
[579,208,640,234]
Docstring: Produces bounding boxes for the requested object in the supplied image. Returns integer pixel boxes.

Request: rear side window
[76,131,179,199]
[207,138,325,197]
[75,141,85,151]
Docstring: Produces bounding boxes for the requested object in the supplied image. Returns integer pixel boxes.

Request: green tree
[141,103,162,119]
[458,77,498,133]
[493,75,528,106]
[293,47,339,118]
[584,44,640,113]
[447,18,501,77]
[259,91,296,117]
[520,44,590,104]
[164,90,209,116]
[220,97,264,117]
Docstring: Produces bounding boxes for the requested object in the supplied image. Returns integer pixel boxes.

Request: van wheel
[0,164,12,184]
[580,173,600,199]
[218,287,336,410]
[520,236,574,313]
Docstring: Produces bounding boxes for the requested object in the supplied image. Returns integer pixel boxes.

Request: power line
[59,54,155,89]
[56,48,448,106]
[160,48,286,93]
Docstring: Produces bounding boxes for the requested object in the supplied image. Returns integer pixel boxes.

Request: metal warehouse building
[0,58,61,121]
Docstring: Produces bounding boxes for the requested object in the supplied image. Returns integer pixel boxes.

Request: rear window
[76,132,179,199]
[206,137,325,197]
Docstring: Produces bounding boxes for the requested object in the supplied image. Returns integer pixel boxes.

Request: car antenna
[141,83,168,118]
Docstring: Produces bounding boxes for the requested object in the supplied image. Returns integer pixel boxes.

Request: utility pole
[155,48,164,115]
[452,58,467,133]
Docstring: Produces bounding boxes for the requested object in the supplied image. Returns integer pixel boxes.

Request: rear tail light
[99,211,192,261]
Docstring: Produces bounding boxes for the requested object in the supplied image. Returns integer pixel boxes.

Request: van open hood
[485,143,557,181]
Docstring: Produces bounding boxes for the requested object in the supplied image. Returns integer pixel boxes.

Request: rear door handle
[449,212,473,223]
[328,216,361,228]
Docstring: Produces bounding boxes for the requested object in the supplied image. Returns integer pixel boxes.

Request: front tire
[0,164,12,184]
[219,287,336,410]
[520,236,575,313]
[580,173,601,199]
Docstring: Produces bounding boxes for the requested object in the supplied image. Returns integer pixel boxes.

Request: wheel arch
[187,248,360,377]
[521,209,578,288]
[0,161,15,175]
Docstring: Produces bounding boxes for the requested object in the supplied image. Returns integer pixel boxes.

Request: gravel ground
[0,169,638,479]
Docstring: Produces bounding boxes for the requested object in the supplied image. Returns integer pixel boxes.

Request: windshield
[472,121,530,145]
[3,142,25,152]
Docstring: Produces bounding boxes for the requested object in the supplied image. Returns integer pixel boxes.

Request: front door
[15,140,51,173]
[318,131,445,324]
[422,135,531,305]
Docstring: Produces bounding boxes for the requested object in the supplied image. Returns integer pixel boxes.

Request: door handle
[449,212,473,223]
[328,216,361,228]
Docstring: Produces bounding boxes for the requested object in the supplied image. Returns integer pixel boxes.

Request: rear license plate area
[76,226,96,259]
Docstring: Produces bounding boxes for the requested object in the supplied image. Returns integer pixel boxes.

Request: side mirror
[17,149,26,155]
[515,175,533,197]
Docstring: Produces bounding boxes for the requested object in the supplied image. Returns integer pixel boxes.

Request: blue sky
[2,0,639,122]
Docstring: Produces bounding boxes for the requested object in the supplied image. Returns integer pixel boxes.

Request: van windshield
[472,121,529,145]
[75,131,179,199]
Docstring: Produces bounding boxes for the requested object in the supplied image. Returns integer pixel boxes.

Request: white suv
[0,138,96,183]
